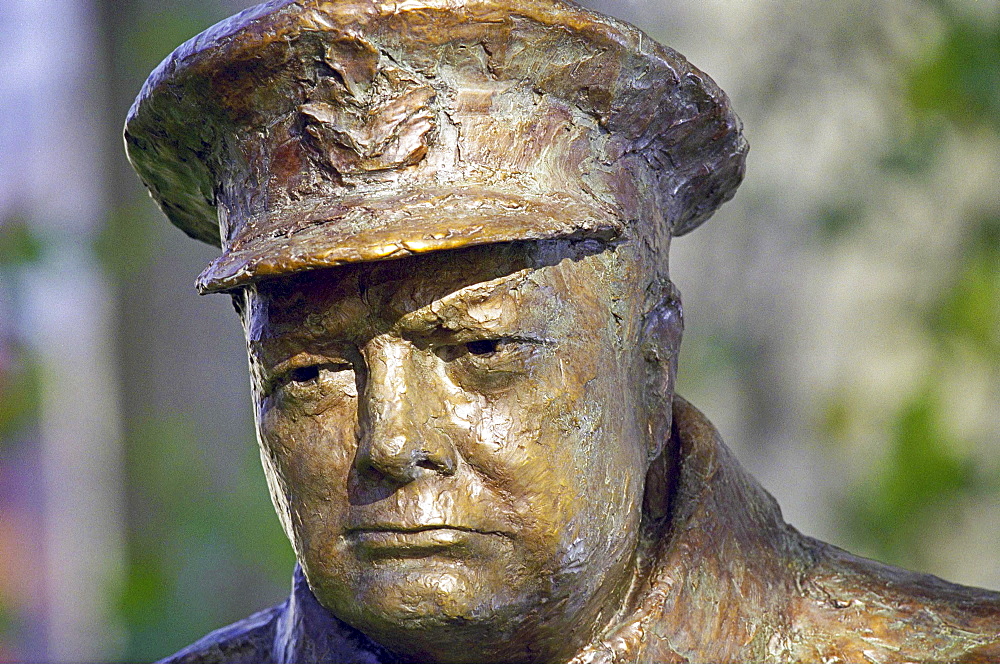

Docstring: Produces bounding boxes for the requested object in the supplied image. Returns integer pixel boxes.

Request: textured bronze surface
[125,1,1000,663]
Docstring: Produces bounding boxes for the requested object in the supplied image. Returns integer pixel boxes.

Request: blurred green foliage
[0,218,44,267]
[846,389,979,568]
[94,203,158,282]
[908,10,1000,129]
[831,3,1000,571]
[932,215,1000,355]
[0,342,40,449]
[816,201,868,241]
[117,415,294,661]
[0,219,43,448]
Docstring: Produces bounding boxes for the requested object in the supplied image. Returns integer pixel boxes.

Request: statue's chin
[315,561,561,663]
[302,522,642,662]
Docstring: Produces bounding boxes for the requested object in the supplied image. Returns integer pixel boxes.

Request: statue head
[124,1,746,661]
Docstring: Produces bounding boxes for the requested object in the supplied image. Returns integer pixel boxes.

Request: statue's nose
[355,338,459,483]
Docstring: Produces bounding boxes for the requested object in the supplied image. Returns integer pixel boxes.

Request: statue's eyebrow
[393,268,534,336]
[246,295,367,358]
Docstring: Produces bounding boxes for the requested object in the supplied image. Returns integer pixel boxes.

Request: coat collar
[568,395,804,663]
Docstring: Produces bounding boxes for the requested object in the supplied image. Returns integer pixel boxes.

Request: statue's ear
[638,283,683,525]
[639,282,683,461]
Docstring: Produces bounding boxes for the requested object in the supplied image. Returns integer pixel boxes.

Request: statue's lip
[344,525,513,557]
[345,524,510,537]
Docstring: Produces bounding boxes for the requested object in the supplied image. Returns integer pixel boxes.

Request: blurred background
[0,0,997,660]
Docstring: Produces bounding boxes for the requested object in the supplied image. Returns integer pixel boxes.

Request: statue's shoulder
[789,535,1000,662]
[662,399,1000,662]
[156,602,284,664]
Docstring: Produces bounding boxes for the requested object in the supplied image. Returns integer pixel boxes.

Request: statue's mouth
[345,524,511,558]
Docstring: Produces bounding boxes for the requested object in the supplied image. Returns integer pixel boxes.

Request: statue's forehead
[245,250,608,351]
[246,264,531,342]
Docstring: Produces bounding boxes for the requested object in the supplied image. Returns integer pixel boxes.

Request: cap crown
[125,0,747,292]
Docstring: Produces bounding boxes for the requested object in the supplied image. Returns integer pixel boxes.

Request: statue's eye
[466,339,499,356]
[436,336,552,393]
[270,360,355,397]
[289,365,320,382]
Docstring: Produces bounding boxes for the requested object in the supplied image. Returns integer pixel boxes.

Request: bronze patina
[124,1,1000,662]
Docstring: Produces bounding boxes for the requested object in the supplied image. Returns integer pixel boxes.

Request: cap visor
[196,187,621,294]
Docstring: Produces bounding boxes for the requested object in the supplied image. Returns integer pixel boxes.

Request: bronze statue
[124,1,1000,662]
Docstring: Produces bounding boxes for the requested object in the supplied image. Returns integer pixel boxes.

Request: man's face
[241,242,672,662]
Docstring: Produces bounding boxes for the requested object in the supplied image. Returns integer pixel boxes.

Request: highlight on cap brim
[197,189,623,294]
